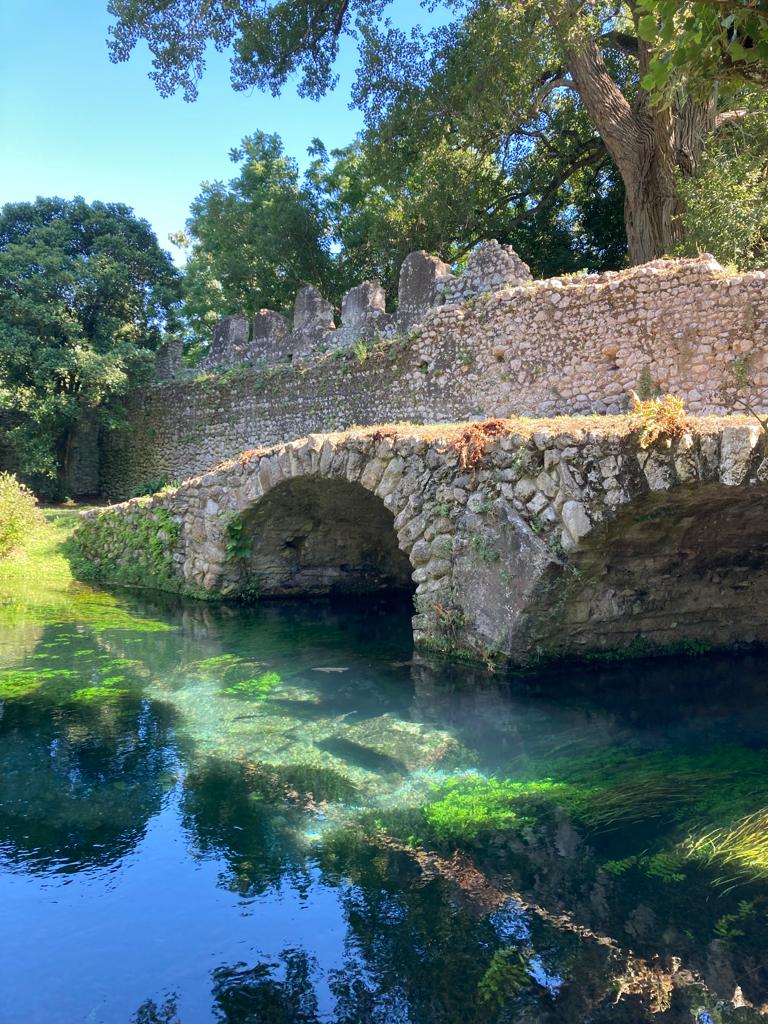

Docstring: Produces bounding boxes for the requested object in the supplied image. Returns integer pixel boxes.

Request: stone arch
[182,433,429,601]
[232,475,415,597]
[520,482,768,659]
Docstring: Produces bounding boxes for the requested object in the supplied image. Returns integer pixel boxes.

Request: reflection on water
[2,585,768,1023]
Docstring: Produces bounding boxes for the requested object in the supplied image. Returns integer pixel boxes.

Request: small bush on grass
[0,472,41,558]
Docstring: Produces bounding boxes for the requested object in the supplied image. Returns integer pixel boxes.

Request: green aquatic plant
[69,685,130,704]
[0,667,79,700]
[713,901,757,941]
[223,671,282,700]
[477,949,532,1010]
[423,774,568,841]
[685,808,768,880]
[601,851,686,883]
[194,654,243,672]
[0,671,45,700]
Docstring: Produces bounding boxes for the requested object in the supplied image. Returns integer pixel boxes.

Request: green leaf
[637,14,658,42]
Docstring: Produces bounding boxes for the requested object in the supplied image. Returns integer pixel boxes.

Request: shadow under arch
[525,481,768,658]
[236,476,415,598]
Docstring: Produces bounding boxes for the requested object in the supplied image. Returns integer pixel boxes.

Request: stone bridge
[75,417,768,665]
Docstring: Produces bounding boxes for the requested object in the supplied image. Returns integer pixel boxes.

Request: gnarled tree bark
[552,6,715,264]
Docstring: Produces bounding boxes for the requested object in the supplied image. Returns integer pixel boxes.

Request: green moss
[69,504,183,594]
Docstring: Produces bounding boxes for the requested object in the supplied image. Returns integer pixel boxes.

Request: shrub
[129,476,178,498]
[628,391,688,449]
[0,472,41,558]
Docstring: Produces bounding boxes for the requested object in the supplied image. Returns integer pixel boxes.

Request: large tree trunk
[561,22,715,264]
[620,102,689,264]
[56,426,75,499]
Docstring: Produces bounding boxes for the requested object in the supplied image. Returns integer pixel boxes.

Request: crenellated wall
[101,252,768,498]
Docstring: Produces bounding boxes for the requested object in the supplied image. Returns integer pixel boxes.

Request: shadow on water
[3,584,768,1021]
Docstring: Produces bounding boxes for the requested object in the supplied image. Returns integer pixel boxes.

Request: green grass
[685,808,768,879]
[0,509,170,633]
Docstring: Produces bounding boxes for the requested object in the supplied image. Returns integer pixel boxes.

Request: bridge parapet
[76,417,768,665]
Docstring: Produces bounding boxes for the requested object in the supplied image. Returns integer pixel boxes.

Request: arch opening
[237,477,415,598]
[525,484,768,658]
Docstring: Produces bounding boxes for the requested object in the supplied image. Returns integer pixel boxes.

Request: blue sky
[1,0,433,263]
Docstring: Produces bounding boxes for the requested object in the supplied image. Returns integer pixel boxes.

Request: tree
[675,86,768,268]
[0,197,180,495]
[637,0,768,99]
[176,131,334,339]
[307,129,625,295]
[106,0,758,265]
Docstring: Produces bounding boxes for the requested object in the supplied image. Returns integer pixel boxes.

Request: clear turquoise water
[2,585,768,1023]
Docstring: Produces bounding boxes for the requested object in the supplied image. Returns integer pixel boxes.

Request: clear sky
[0,0,430,263]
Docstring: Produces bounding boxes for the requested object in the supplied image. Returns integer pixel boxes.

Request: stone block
[334,280,391,348]
[396,251,453,329]
[293,285,335,334]
[250,309,291,363]
[200,315,250,370]
[719,425,761,486]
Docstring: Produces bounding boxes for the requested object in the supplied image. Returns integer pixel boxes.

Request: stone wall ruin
[182,240,534,375]
[101,249,768,498]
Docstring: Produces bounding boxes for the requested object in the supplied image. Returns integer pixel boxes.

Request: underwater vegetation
[686,808,768,880]
[423,775,569,841]
[191,654,284,700]
[0,667,78,700]
[223,671,282,700]
[68,684,131,704]
[406,745,768,885]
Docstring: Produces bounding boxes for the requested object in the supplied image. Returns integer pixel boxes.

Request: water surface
[2,571,768,1023]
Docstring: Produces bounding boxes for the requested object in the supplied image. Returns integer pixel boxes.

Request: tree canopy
[0,197,180,494]
[174,131,332,343]
[107,1,767,265]
[637,1,768,98]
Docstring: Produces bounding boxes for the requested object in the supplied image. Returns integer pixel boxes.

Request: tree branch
[714,108,750,128]
[598,30,639,57]
[532,76,580,115]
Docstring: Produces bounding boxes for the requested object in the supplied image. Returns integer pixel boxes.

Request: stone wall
[76,417,768,666]
[0,415,100,497]
[102,255,768,497]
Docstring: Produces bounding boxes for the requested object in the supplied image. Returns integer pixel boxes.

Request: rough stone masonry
[103,249,768,499]
[77,417,768,665]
